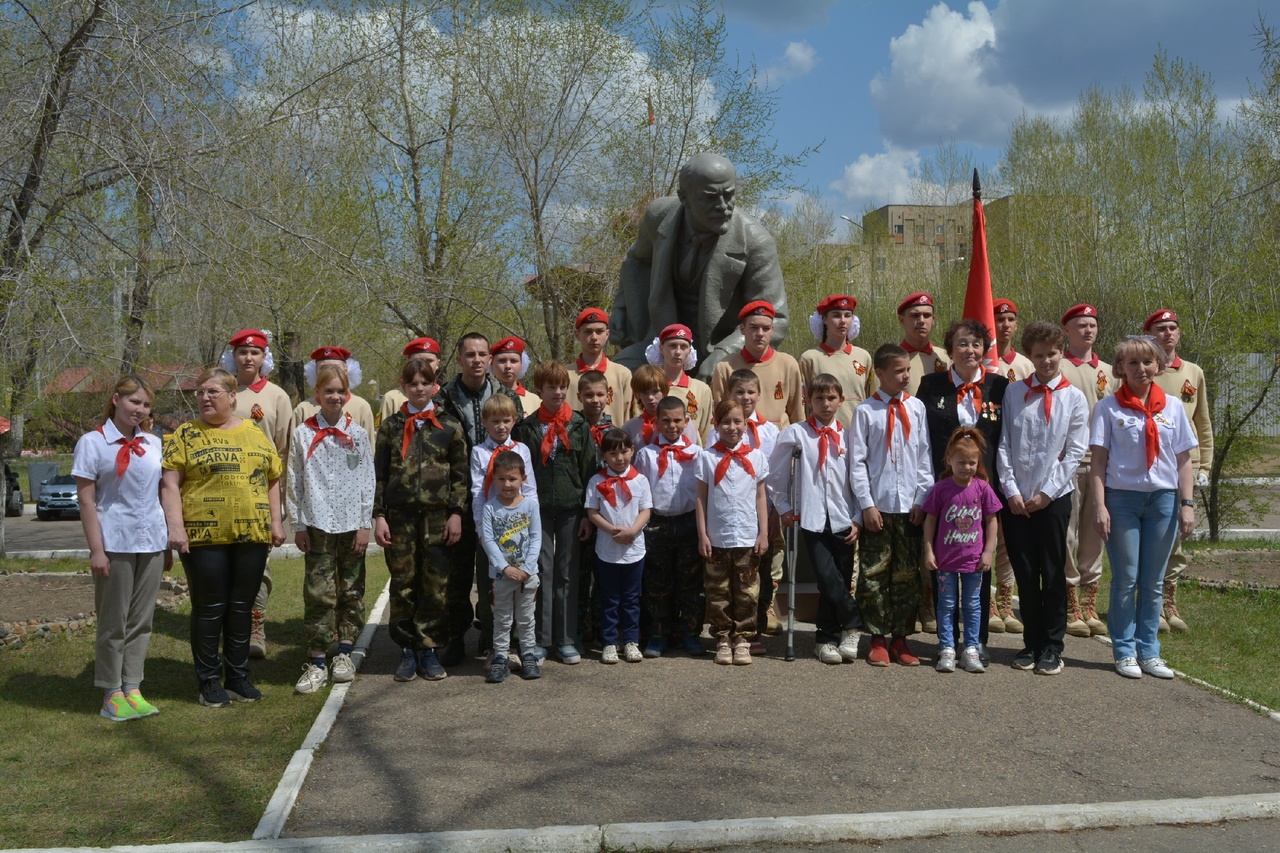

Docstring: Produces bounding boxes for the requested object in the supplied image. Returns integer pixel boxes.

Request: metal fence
[1213,353,1280,438]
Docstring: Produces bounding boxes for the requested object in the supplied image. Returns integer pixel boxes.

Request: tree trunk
[122,172,155,374]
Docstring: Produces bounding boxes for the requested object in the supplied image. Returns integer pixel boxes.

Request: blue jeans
[936,570,983,651]
[597,558,644,646]
[1104,488,1178,661]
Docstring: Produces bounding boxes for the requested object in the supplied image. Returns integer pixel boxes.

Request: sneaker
[393,647,417,682]
[198,680,230,709]
[714,642,733,665]
[439,636,466,667]
[960,646,985,673]
[533,646,548,663]
[1115,656,1143,678]
[837,629,861,662]
[1012,648,1037,671]
[331,653,356,683]
[643,637,667,658]
[935,648,956,673]
[732,642,752,666]
[601,644,619,664]
[623,642,643,663]
[681,634,705,655]
[294,663,329,695]
[101,691,140,722]
[486,656,509,683]
[226,679,263,702]
[520,653,542,680]
[124,688,159,717]
[867,635,890,667]
[1034,649,1063,676]
[1139,657,1175,679]
[556,644,582,665]
[748,635,766,655]
[815,642,843,664]
[249,610,267,659]
[417,648,447,681]
[889,637,920,666]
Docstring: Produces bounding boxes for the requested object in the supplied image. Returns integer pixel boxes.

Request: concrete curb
[4,545,386,561]
[11,792,1280,852]
[252,581,393,840]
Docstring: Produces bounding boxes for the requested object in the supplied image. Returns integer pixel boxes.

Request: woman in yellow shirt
[161,367,284,708]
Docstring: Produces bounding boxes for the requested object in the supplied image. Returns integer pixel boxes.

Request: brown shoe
[997,583,1023,633]
[1065,586,1090,638]
[919,587,938,634]
[763,606,783,636]
[1080,582,1108,636]
[714,641,733,666]
[1163,582,1189,632]
[249,610,267,659]
[732,641,752,666]
[987,595,1006,634]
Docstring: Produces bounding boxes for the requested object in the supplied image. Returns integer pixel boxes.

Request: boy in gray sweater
[479,453,543,682]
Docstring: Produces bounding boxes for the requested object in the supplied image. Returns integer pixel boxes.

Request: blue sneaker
[521,653,542,680]
[417,648,447,681]
[681,634,706,655]
[485,656,509,683]
[533,646,548,663]
[393,648,417,682]
[556,643,581,665]
[643,637,667,658]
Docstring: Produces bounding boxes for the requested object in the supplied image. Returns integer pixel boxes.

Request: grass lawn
[0,553,389,849]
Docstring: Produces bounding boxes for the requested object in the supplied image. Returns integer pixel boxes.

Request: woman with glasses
[161,367,284,708]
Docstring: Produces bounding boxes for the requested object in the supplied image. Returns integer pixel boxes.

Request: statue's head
[677,153,736,236]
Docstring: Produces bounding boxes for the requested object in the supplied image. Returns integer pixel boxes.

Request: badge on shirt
[251,404,264,421]
[1096,371,1108,397]
[686,391,698,416]
[1007,367,1016,381]
[853,360,867,376]
[934,357,946,373]
[347,451,362,469]
[774,381,784,400]
[1181,379,1195,402]
[607,386,615,404]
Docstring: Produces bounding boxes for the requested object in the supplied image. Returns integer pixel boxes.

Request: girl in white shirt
[73,375,168,722]
[287,363,376,694]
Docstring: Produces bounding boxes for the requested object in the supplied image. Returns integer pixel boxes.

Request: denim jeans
[597,558,644,646]
[936,570,983,651]
[1104,488,1178,661]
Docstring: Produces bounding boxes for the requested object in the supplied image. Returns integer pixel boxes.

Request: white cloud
[869,2,1023,149]
[762,41,818,83]
[830,146,921,209]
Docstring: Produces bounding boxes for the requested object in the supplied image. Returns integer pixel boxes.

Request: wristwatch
[1180,499,1195,508]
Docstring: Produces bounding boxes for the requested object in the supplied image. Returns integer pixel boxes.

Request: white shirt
[70,422,167,553]
[695,441,769,548]
[707,411,778,459]
[286,412,375,534]
[767,418,859,533]
[847,392,933,514]
[950,369,980,427]
[470,437,537,526]
[997,376,1089,502]
[634,436,701,515]
[584,467,652,563]
[1090,393,1197,492]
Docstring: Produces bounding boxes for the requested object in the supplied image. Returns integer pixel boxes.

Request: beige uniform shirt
[510,384,542,420]
[799,343,875,427]
[1154,356,1213,473]
[291,394,376,441]
[379,389,406,427]
[710,348,804,427]
[666,373,714,443]
[571,355,633,427]
[903,345,951,396]
[1060,352,1113,465]
[235,379,292,455]
[997,350,1036,382]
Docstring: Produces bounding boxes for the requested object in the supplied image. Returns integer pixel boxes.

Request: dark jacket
[513,409,599,512]
[436,375,523,450]
[916,370,1009,498]
[373,408,469,518]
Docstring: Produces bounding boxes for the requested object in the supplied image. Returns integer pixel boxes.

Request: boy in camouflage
[373,357,469,682]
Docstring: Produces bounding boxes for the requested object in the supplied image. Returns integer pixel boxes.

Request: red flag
[963,169,998,373]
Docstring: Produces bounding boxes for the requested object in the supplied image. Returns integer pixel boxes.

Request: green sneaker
[125,689,159,717]
[100,691,140,723]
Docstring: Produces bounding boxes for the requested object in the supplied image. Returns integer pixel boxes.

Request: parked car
[4,463,22,517]
[36,474,79,521]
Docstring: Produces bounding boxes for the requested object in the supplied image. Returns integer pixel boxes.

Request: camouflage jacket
[373,408,469,518]
[512,409,599,512]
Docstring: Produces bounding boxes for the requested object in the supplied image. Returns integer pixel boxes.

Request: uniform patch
[774,381,784,400]
[1096,370,1108,397]
[251,404,264,421]
[853,360,867,376]
[1182,379,1195,401]
[607,386,614,404]
[1007,368,1016,381]
[686,391,698,416]
[934,357,946,373]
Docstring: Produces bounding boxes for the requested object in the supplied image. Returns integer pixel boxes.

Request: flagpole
[962,168,999,372]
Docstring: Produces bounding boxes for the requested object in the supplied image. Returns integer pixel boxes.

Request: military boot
[997,583,1023,633]
[988,594,1006,633]
[1065,586,1091,638]
[1163,581,1189,632]
[1080,581,1108,636]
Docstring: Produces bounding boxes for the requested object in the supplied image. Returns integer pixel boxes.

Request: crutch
[784,444,802,661]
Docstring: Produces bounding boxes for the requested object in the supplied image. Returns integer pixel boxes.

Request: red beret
[490,335,526,355]
[403,337,440,357]
[659,323,693,343]
[228,328,268,349]
[817,294,857,314]
[1061,304,1098,324]
[575,307,609,328]
[896,292,934,315]
[738,300,775,321]
[310,345,351,362]
[1143,309,1178,332]
[992,298,1017,315]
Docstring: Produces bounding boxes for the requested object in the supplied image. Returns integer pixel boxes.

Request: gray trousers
[94,551,165,689]
[537,508,581,648]
[492,574,540,659]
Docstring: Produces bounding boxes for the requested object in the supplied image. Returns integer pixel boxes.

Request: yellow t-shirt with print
[163,420,283,545]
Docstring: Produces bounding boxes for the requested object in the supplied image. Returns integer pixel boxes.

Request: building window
[893,224,903,235]
[840,256,853,271]
[935,223,945,234]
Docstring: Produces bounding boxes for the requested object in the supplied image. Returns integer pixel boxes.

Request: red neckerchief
[1066,351,1099,368]
[1023,375,1071,422]
[537,403,574,463]
[596,465,639,507]
[656,435,695,477]
[712,441,756,484]
[744,410,767,448]
[1115,382,1168,469]
[901,340,933,356]
[304,414,354,459]
[670,372,690,389]
[483,443,517,497]
[1169,354,1183,369]
[639,412,657,445]
[245,377,268,393]
[576,354,608,373]
[588,420,611,447]
[819,341,853,356]
[741,346,774,364]
[96,425,146,479]
[399,402,442,459]
[955,371,984,413]
[514,383,529,396]
[874,390,911,454]
[1000,348,1017,365]
[807,416,842,469]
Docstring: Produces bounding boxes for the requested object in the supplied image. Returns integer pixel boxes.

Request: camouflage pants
[704,546,760,643]
[642,512,704,638]
[855,512,922,637]
[384,509,451,650]
[303,527,367,654]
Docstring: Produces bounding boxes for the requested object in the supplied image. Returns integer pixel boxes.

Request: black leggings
[182,543,270,686]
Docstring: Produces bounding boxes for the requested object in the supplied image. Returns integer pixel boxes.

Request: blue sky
[716,0,1270,215]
